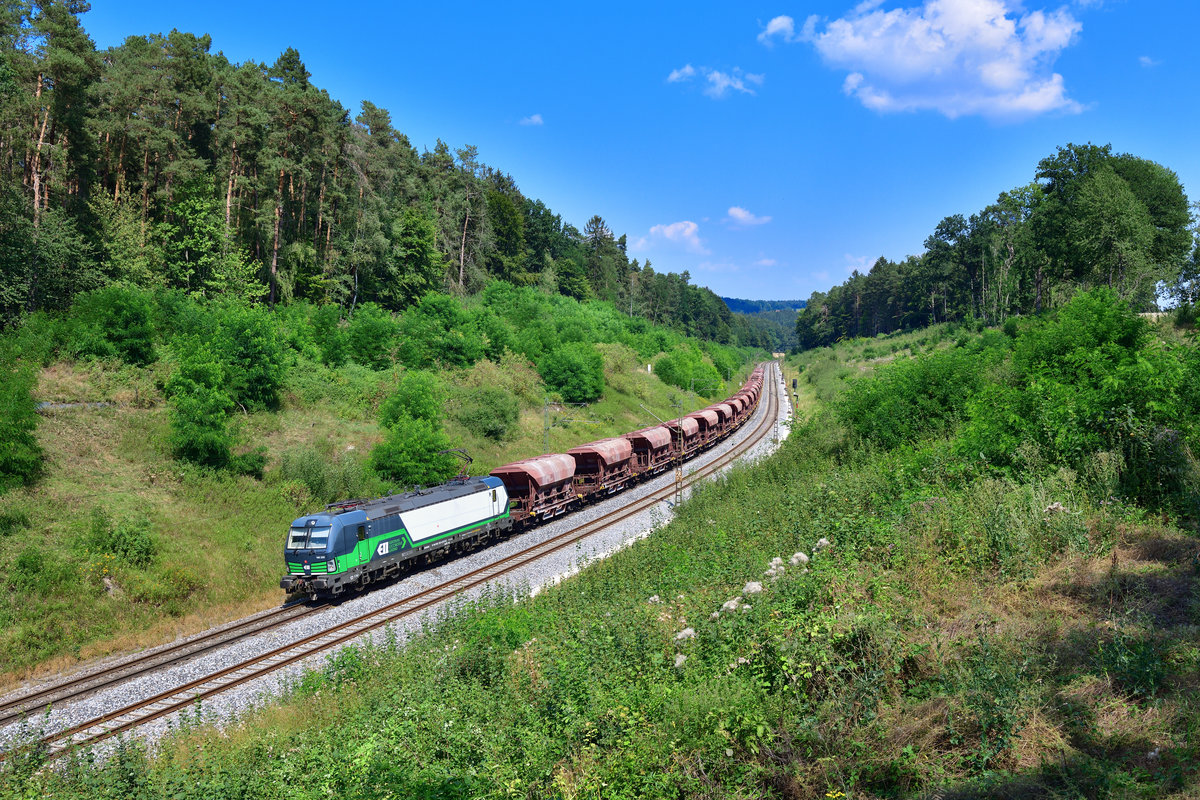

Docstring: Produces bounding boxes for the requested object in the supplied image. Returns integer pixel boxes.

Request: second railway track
[2,362,785,760]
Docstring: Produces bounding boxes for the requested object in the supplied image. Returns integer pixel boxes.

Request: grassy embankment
[0,343,743,684]
[7,290,1197,798]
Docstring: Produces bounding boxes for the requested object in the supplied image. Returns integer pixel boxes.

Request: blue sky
[84,1,1199,302]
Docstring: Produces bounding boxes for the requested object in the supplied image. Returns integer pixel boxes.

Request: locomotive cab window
[357,525,366,541]
[287,526,331,550]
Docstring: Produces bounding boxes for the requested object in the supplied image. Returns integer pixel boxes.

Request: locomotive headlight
[326,560,336,572]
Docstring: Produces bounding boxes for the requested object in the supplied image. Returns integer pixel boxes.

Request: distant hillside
[722,298,806,314]
[722,298,805,350]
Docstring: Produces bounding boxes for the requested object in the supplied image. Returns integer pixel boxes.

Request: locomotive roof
[491,453,576,486]
[568,437,633,464]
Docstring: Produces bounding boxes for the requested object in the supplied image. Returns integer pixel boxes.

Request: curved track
[3,362,783,760]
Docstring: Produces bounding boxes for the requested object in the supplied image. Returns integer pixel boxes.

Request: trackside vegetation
[7,289,1198,798]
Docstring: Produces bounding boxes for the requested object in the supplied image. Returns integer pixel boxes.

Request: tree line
[795,142,1197,349]
[0,2,773,348]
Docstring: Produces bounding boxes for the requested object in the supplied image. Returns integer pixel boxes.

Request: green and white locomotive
[280,476,511,599]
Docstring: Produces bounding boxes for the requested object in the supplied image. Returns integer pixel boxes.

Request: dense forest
[0,2,773,347]
[794,142,1198,349]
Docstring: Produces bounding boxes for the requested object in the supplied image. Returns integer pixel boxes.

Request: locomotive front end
[280,513,341,596]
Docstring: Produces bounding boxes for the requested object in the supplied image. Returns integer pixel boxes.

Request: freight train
[280,366,767,599]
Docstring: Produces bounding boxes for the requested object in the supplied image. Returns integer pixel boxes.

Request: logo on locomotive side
[377,541,389,557]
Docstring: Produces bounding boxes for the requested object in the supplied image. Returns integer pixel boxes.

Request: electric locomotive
[280,475,511,599]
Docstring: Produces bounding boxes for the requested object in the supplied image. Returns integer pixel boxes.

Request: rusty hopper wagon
[490,453,578,525]
[624,426,674,477]
[568,437,634,498]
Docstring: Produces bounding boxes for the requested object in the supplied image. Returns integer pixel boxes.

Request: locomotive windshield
[287,526,331,550]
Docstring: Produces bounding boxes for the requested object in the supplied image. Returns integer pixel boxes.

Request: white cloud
[726,206,772,226]
[634,221,709,255]
[668,64,763,98]
[805,0,1084,119]
[518,113,544,126]
[667,64,697,83]
[758,15,799,44]
[814,270,831,282]
[755,257,778,267]
[844,253,873,274]
[1139,55,1161,68]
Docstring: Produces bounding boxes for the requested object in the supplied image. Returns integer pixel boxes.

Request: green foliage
[837,345,997,449]
[539,342,604,403]
[379,370,443,426]
[87,509,157,569]
[0,357,43,492]
[166,344,234,468]
[0,508,30,536]
[955,636,1032,770]
[311,303,347,367]
[208,303,287,411]
[653,345,725,398]
[346,302,397,370]
[453,386,519,441]
[68,285,156,366]
[397,293,486,369]
[277,446,371,505]
[370,414,456,488]
[1095,629,1167,698]
[959,289,1191,477]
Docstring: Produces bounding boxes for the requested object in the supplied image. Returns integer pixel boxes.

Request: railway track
[0,600,324,729]
[3,363,783,760]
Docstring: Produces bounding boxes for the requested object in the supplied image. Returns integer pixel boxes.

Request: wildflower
[674,654,687,668]
[675,627,696,641]
[721,597,742,612]
[789,551,809,566]
[742,581,764,595]
[648,595,661,604]
[813,537,831,552]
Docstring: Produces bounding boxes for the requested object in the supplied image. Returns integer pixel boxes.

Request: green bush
[166,345,234,468]
[370,414,457,488]
[0,358,43,492]
[87,509,157,569]
[68,285,156,366]
[8,545,76,595]
[539,342,604,403]
[311,304,347,367]
[380,370,444,426]
[960,289,1194,480]
[653,346,724,398]
[209,303,287,411]
[278,446,371,505]
[453,386,519,441]
[397,293,485,369]
[0,508,30,536]
[346,302,397,370]
[836,345,998,449]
